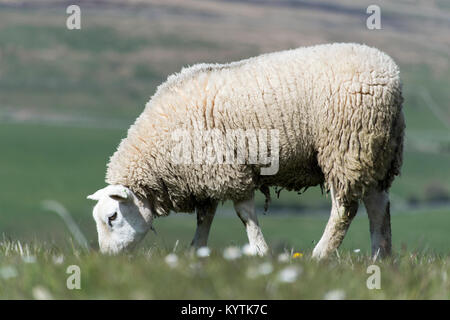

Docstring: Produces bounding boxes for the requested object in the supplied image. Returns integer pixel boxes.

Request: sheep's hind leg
[191,200,218,248]
[312,186,358,260]
[234,194,269,256]
[363,189,392,259]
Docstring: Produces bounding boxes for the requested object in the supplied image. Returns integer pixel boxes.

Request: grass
[1,208,449,299]
[0,240,449,299]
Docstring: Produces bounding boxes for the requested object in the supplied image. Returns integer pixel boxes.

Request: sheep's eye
[108,212,117,227]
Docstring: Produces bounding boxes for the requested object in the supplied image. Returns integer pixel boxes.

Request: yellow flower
[292,252,303,259]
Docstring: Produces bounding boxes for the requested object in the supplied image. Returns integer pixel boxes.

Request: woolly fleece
[106,43,404,216]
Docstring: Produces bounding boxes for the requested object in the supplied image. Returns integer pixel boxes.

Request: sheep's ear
[87,185,130,202]
[107,185,131,202]
[87,188,105,201]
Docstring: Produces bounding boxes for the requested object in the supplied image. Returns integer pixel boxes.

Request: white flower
[223,246,242,260]
[0,266,18,279]
[353,249,361,253]
[52,254,64,265]
[196,247,211,258]
[32,286,53,300]
[22,255,37,264]
[258,262,274,275]
[323,289,346,300]
[277,252,290,263]
[164,253,179,268]
[246,262,274,279]
[242,244,257,256]
[277,266,302,283]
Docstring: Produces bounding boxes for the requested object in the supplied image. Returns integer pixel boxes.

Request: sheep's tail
[379,108,405,191]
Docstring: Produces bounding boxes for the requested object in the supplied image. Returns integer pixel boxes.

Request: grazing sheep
[88,43,404,259]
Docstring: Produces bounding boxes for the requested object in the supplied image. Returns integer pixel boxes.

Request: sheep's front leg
[363,189,392,259]
[191,201,218,248]
[234,194,269,256]
[312,186,358,260]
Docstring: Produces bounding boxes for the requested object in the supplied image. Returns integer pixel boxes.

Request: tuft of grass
[0,240,449,299]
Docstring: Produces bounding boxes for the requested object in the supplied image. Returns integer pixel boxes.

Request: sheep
[87,43,404,259]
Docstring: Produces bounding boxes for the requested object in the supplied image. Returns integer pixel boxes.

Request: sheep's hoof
[311,245,329,260]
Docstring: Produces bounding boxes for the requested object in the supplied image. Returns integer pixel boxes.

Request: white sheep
[88,43,404,259]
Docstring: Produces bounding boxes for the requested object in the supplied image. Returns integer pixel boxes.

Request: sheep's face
[87,185,153,254]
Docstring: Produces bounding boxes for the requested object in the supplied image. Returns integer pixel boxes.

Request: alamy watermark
[66,265,81,290]
[366,5,381,30]
[170,129,280,175]
[366,264,381,289]
[66,5,81,30]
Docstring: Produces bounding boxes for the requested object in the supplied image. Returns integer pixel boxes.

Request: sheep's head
[87,185,153,254]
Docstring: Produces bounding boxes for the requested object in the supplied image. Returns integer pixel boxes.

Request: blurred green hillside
[0,0,448,246]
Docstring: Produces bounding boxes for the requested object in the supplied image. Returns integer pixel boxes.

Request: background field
[0,0,449,299]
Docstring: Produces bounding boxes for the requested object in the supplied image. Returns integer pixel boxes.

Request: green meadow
[1,238,450,299]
